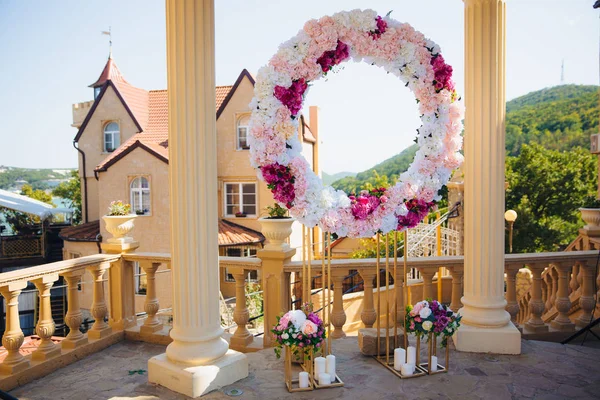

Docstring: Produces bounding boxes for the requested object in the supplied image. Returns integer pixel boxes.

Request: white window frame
[130,176,151,216]
[224,247,259,282]
[103,122,120,153]
[224,182,257,217]
[236,115,250,150]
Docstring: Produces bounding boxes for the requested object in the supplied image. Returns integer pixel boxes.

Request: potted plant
[258,203,295,251]
[579,195,600,229]
[235,211,247,218]
[135,209,145,216]
[102,200,137,244]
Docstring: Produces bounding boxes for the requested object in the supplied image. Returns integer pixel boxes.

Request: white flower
[422,321,433,331]
[289,310,307,329]
[282,333,289,340]
[419,307,432,319]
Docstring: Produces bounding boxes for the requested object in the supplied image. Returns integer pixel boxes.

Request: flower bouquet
[405,300,462,374]
[272,303,326,359]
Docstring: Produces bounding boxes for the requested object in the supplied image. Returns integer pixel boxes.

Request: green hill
[506,85,598,155]
[322,171,356,186]
[331,84,599,192]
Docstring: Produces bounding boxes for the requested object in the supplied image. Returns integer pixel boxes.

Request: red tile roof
[59,219,263,247]
[0,336,64,361]
[218,219,265,247]
[59,220,101,242]
[89,57,128,88]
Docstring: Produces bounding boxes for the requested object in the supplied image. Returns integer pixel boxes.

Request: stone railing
[0,253,121,389]
[515,251,600,335]
[1,238,596,391]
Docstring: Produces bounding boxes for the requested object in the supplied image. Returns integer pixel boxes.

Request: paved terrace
[11,337,600,400]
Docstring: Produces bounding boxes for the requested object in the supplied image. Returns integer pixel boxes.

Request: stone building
[60,55,320,308]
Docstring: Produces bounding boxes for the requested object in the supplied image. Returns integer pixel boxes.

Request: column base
[230,332,253,349]
[88,327,113,340]
[524,321,549,333]
[148,350,248,398]
[453,322,521,355]
[550,320,575,332]
[62,335,88,349]
[32,346,61,361]
[140,323,164,335]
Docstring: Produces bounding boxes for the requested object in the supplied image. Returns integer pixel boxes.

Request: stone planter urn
[579,208,600,229]
[102,214,137,244]
[258,217,295,251]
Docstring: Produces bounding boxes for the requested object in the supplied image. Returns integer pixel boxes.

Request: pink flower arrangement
[249,10,464,238]
[271,303,327,358]
[406,300,462,346]
[317,40,350,73]
[397,198,436,229]
[273,78,308,116]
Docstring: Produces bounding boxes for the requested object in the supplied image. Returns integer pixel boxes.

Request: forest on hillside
[331,85,599,253]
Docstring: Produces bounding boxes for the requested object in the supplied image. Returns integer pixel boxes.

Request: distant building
[61,55,320,311]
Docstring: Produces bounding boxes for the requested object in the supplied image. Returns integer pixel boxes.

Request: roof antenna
[560,59,565,85]
[101,27,112,59]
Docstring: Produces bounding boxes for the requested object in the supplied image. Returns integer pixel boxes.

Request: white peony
[289,310,307,329]
[419,307,432,319]
[422,321,433,331]
[282,333,289,340]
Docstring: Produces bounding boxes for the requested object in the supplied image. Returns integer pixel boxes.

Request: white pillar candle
[299,371,310,388]
[407,346,417,365]
[314,357,326,378]
[325,354,336,378]
[318,372,331,385]
[393,348,406,371]
[430,356,438,372]
[400,363,414,376]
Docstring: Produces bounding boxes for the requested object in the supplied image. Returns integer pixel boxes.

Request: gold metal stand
[285,346,314,392]
[419,333,450,375]
[372,230,426,378]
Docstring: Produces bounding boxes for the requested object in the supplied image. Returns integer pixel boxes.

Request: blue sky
[0,0,598,173]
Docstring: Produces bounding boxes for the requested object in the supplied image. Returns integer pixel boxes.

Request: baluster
[550,262,575,332]
[596,270,600,304]
[505,264,520,327]
[0,282,29,374]
[576,265,583,288]
[544,273,553,312]
[140,261,163,335]
[230,268,252,350]
[576,260,596,329]
[358,269,376,328]
[87,262,112,339]
[61,270,88,349]
[524,263,548,333]
[448,266,463,312]
[569,264,580,293]
[550,269,558,309]
[32,274,61,360]
[330,270,347,339]
[419,269,435,301]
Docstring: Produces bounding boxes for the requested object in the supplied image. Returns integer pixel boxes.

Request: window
[225,183,256,216]
[130,177,151,215]
[237,115,250,150]
[94,86,102,99]
[134,262,147,295]
[104,122,120,152]
[225,247,258,282]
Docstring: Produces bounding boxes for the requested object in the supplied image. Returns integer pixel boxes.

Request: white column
[148,0,248,396]
[453,0,521,354]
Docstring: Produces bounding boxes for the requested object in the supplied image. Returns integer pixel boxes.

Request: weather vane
[101,27,112,58]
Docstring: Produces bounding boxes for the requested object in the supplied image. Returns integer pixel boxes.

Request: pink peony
[301,320,318,335]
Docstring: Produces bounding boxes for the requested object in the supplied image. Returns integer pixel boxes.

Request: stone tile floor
[10,338,600,400]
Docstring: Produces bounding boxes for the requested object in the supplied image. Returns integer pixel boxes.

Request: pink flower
[301,320,318,335]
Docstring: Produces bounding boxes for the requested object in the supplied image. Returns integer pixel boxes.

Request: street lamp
[504,210,518,253]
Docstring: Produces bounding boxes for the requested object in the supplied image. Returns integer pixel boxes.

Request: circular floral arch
[249,9,464,238]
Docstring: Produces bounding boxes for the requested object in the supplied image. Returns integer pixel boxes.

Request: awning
[0,189,69,220]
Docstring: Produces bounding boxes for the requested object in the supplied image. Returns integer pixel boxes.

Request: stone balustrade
[1,246,598,390]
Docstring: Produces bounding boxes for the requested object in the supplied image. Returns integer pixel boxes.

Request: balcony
[0,237,599,397]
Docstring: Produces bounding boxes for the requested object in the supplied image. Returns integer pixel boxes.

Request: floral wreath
[249,9,464,238]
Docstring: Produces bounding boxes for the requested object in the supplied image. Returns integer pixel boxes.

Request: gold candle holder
[419,333,450,375]
[372,230,426,379]
[285,346,314,392]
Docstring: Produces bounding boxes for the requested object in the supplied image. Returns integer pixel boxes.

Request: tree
[52,170,82,224]
[505,143,597,253]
